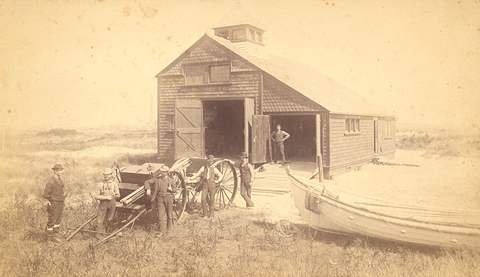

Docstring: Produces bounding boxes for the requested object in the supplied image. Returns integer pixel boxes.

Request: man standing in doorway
[43,163,67,242]
[188,155,223,218]
[94,167,120,233]
[271,124,290,164]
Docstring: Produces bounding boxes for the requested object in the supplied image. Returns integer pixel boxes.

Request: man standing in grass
[94,167,120,233]
[188,155,223,218]
[43,163,67,242]
[238,152,255,208]
[271,124,290,165]
[145,165,176,236]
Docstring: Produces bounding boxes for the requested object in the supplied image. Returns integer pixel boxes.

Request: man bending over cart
[145,165,176,236]
[187,155,223,218]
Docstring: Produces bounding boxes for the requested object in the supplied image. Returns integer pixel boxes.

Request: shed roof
[208,34,391,116]
[157,33,393,117]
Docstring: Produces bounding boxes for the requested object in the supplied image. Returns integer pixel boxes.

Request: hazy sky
[1,0,479,131]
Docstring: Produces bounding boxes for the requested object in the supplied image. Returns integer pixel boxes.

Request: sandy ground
[229,149,480,227]
[334,150,480,211]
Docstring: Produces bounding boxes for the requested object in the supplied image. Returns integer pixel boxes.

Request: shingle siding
[157,38,260,160]
[329,117,374,168]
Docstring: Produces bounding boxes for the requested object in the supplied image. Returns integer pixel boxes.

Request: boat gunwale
[287,170,480,235]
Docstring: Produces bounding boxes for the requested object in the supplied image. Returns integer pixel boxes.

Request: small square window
[185,67,205,85]
[210,65,230,83]
[345,119,360,134]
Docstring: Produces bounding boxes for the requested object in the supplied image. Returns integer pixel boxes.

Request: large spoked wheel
[213,159,238,210]
[169,171,187,224]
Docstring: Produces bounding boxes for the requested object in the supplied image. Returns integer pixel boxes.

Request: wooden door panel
[251,115,270,164]
[175,99,203,159]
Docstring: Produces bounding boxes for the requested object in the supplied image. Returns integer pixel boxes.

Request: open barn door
[251,115,270,164]
[175,99,204,159]
[244,98,255,155]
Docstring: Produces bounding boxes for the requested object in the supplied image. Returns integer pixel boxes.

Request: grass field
[0,126,479,276]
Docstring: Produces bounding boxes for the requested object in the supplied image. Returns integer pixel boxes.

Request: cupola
[212,3,267,58]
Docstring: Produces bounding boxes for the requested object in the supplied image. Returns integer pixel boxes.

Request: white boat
[286,168,480,249]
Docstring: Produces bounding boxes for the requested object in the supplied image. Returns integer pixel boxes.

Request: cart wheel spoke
[212,160,238,211]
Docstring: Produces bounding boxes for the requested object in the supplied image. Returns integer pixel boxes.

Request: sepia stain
[8,110,11,113]
[151,49,156,54]
[131,61,137,68]
[139,3,158,18]
[166,34,172,42]
[119,92,128,98]
[122,6,132,17]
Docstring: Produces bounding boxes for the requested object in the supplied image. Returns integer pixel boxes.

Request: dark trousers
[96,199,116,233]
[240,177,254,207]
[273,141,285,163]
[46,201,64,233]
[202,181,216,217]
[156,194,174,233]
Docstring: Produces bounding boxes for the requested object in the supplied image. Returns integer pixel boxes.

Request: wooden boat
[286,168,480,249]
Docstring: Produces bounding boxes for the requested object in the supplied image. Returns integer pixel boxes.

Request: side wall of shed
[327,114,396,178]
[376,119,396,159]
[328,115,373,178]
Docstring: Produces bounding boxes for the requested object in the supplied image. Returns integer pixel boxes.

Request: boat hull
[287,171,480,249]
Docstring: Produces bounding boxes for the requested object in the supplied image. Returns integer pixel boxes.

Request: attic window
[210,65,230,83]
[185,67,205,85]
[184,64,230,85]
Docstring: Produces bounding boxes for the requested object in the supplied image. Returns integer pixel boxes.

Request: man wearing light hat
[94,167,120,233]
[188,155,223,217]
[145,165,176,235]
[43,163,68,241]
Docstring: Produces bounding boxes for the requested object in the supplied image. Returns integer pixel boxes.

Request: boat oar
[94,207,147,247]
[54,215,97,249]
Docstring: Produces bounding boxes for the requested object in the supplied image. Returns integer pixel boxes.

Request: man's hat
[160,165,169,172]
[52,163,64,170]
[239,152,248,159]
[103,167,113,175]
[207,155,215,162]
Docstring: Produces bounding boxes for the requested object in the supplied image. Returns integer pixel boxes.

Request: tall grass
[396,132,480,157]
[1,127,479,276]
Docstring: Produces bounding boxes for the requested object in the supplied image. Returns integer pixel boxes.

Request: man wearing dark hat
[271,124,290,164]
[188,155,223,217]
[238,152,255,207]
[94,167,120,233]
[43,163,67,241]
[145,165,176,235]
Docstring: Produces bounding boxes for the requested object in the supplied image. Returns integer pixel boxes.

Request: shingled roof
[206,33,391,116]
[157,32,392,116]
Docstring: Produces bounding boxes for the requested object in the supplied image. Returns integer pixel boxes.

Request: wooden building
[155,5,396,178]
